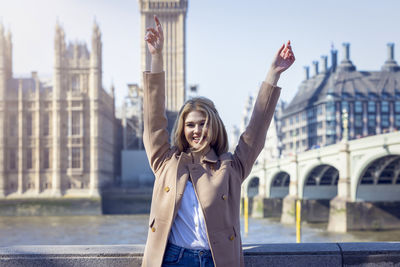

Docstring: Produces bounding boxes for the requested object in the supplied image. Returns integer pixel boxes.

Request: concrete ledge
[0,243,399,266]
[244,243,341,267]
[0,245,144,267]
[340,243,400,266]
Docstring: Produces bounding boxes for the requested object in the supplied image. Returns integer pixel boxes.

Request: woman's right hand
[145,15,164,55]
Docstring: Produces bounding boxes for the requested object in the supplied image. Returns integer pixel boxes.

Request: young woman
[142,16,295,267]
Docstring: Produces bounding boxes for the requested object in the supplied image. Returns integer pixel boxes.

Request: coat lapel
[174,148,219,215]
[175,152,190,209]
[202,148,218,164]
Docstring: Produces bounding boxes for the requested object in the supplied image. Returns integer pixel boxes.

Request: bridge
[243,131,400,232]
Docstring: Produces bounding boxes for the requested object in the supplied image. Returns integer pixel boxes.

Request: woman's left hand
[272,41,295,74]
[265,41,295,86]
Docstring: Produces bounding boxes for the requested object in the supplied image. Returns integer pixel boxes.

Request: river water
[1,215,399,246]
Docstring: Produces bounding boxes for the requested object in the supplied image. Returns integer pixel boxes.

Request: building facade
[238,43,400,159]
[280,43,400,156]
[0,22,115,198]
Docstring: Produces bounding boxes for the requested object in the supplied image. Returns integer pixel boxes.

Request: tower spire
[91,19,101,69]
[0,20,7,99]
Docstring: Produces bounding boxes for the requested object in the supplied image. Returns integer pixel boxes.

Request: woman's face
[184,110,209,150]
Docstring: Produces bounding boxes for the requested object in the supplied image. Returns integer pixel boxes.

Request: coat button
[151,227,156,232]
[164,186,170,192]
[222,195,227,200]
[230,235,235,241]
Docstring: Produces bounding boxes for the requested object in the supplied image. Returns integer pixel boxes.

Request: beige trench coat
[141,71,281,267]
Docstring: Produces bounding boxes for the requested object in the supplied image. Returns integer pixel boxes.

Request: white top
[168,180,210,250]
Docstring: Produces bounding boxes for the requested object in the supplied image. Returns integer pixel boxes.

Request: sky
[1,0,400,134]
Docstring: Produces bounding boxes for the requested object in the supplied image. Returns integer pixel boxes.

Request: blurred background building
[239,43,400,158]
[0,22,117,198]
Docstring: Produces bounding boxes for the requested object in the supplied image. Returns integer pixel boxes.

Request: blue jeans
[162,242,215,267]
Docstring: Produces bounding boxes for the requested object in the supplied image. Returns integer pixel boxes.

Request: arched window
[9,114,17,136]
[43,112,51,136]
[71,75,80,91]
[9,150,16,170]
[71,148,81,169]
[71,112,81,136]
[43,148,51,169]
[26,113,33,136]
[27,148,33,169]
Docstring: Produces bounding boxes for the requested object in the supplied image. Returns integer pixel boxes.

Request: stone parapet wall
[1,243,399,266]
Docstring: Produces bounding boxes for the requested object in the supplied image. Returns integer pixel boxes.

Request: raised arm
[143,16,172,173]
[232,42,295,181]
[145,15,164,73]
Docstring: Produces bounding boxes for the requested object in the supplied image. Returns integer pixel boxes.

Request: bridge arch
[355,154,400,201]
[269,171,290,198]
[301,164,339,199]
[351,147,400,201]
[243,176,260,198]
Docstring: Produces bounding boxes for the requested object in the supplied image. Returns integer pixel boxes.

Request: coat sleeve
[143,71,173,174]
[231,82,281,182]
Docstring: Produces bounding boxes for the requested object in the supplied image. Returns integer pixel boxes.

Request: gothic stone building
[0,22,115,198]
[280,43,400,156]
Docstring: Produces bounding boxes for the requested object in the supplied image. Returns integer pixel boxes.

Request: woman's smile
[184,110,209,149]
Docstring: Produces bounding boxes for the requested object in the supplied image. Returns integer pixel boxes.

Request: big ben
[138,0,188,113]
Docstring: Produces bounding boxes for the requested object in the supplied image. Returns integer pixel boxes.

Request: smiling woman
[184,110,208,149]
[172,97,228,157]
[142,15,294,267]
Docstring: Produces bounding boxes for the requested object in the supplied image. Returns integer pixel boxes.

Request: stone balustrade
[1,243,399,266]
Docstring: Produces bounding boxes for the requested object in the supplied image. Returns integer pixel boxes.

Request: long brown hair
[172,97,228,156]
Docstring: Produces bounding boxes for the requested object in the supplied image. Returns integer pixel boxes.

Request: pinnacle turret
[54,22,66,68]
[382,43,400,71]
[111,83,115,98]
[92,20,101,42]
[90,20,102,71]
[338,43,356,72]
[6,30,11,41]
[55,21,64,40]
